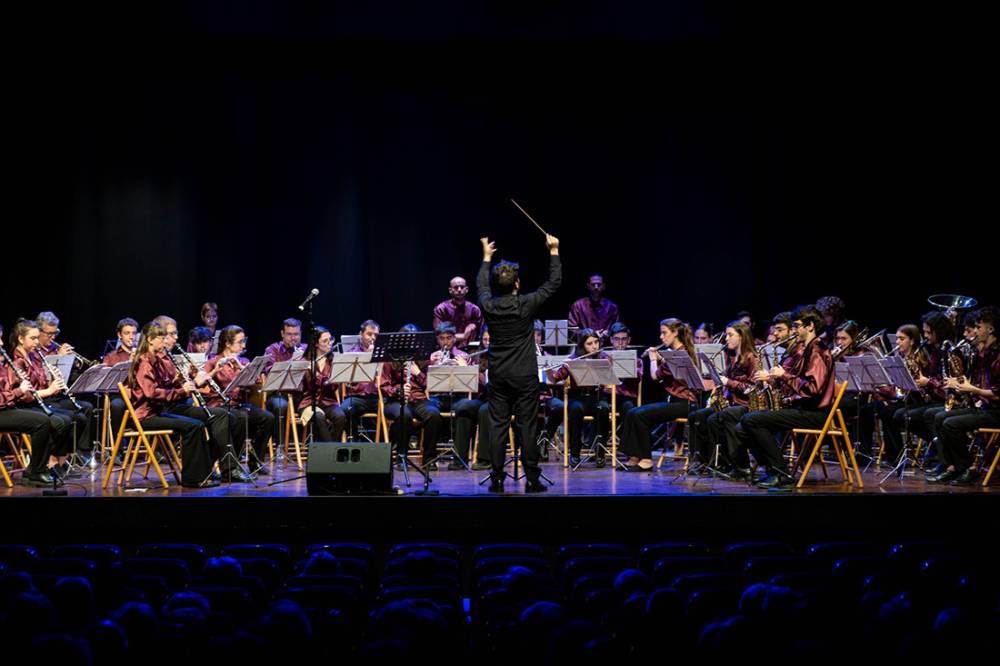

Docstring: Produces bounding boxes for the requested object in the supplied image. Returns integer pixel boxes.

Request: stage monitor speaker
[306,441,394,495]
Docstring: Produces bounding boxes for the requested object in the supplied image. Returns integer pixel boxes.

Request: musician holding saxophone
[687,321,759,478]
[740,305,835,488]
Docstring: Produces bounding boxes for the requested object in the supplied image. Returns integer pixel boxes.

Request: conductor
[477,234,561,493]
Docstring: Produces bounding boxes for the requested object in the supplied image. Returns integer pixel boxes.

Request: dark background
[4,2,995,358]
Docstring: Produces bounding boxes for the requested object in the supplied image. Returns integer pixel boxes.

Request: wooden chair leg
[982,432,999,487]
[797,433,829,489]
[1,455,11,488]
[103,415,130,489]
[839,410,863,487]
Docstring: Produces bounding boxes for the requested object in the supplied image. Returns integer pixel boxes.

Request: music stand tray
[427,365,479,394]
[544,320,572,348]
[662,350,706,391]
[328,352,381,385]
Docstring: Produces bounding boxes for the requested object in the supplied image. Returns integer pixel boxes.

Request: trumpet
[0,342,52,415]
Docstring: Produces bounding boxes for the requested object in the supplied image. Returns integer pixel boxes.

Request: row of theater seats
[2,540,996,659]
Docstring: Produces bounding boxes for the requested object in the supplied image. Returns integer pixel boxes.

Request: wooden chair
[655,418,689,473]
[790,381,862,488]
[102,383,182,489]
[1,432,32,486]
[976,428,1000,487]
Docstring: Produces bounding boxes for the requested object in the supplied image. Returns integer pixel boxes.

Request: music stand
[691,352,741,482]
[426,364,479,470]
[260,360,311,471]
[660,350,708,479]
[563,358,624,471]
[695,344,725,376]
[543,320,572,350]
[878,356,920,482]
[607,350,638,381]
[223,355,271,474]
[371,331,438,494]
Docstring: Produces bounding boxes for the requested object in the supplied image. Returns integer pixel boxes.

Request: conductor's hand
[546,234,559,254]
[480,237,496,261]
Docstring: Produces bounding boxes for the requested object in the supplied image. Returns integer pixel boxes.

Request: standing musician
[478,234,561,493]
[432,277,485,350]
[10,318,90,476]
[687,321,759,477]
[427,322,482,469]
[200,302,218,337]
[740,305,835,488]
[568,273,619,340]
[0,323,63,486]
[927,306,1000,485]
[620,318,700,472]
[200,325,276,476]
[127,321,218,488]
[380,324,443,470]
[544,328,611,467]
[297,326,347,444]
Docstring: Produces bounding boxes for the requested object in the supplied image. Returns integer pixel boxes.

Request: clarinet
[163,348,214,419]
[0,344,53,415]
[38,351,83,411]
[174,344,230,406]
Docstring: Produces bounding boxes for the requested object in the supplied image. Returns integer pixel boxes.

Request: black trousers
[306,403,347,443]
[838,394,878,457]
[342,395,380,439]
[384,400,441,458]
[165,403,229,471]
[47,398,94,454]
[33,406,75,457]
[937,407,1000,471]
[717,405,750,468]
[228,403,276,464]
[140,413,212,486]
[0,408,55,474]
[620,400,693,460]
[876,400,907,462]
[688,406,724,465]
[740,407,827,472]
[486,374,542,482]
[903,402,943,444]
[430,395,482,462]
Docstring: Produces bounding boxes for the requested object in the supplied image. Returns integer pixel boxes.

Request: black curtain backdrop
[4,6,996,362]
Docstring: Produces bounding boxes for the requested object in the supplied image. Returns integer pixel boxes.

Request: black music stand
[371,331,438,494]
[877,356,921,482]
[222,355,271,475]
[692,352,739,483]
[659,350,709,481]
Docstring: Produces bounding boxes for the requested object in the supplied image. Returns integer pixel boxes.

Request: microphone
[298,288,319,311]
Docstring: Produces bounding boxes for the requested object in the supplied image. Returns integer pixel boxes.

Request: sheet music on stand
[328,352,381,385]
[694,344,725,376]
[340,334,361,351]
[565,358,618,388]
[836,361,860,393]
[846,355,890,393]
[606,350,638,380]
[69,364,113,395]
[172,352,207,374]
[43,354,75,382]
[543,320,572,348]
[96,362,132,394]
[661,349,706,391]
[222,356,271,398]
[261,360,311,393]
[697,352,725,390]
[370,331,438,365]
[880,356,919,393]
[427,365,479,394]
[540,355,570,384]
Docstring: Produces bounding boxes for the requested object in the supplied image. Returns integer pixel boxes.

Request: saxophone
[763,340,785,411]
[706,349,730,412]
[943,342,969,411]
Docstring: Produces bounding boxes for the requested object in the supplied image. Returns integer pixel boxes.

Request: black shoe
[731,467,753,481]
[183,478,221,488]
[569,455,581,466]
[525,480,548,493]
[595,456,606,468]
[22,470,59,487]
[488,478,504,493]
[471,461,491,470]
[948,468,979,486]
[223,469,253,483]
[924,463,947,480]
[928,468,960,484]
[756,471,793,489]
[446,460,466,471]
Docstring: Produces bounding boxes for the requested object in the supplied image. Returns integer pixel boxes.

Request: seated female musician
[8,318,85,480]
[875,323,931,465]
[545,328,611,467]
[620,319,701,471]
[831,320,880,460]
[297,326,347,445]
[127,321,218,488]
[0,322,63,486]
[687,321,758,477]
[199,325,276,476]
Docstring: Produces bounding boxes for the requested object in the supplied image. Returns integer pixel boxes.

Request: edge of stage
[2,463,995,546]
